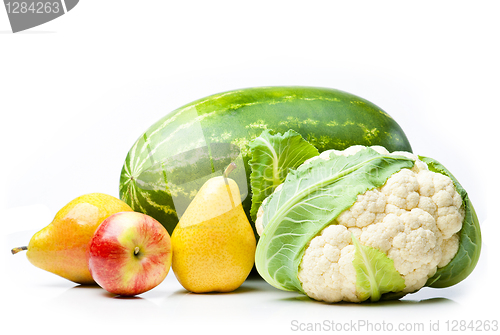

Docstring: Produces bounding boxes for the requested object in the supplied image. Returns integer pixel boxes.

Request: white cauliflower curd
[256,146,464,303]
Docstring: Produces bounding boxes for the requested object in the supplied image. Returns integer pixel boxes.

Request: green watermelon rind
[119,86,413,234]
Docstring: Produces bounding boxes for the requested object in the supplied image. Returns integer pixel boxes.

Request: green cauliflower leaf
[351,234,406,302]
[248,129,319,220]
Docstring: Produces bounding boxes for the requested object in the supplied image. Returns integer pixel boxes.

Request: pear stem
[134,246,140,255]
[11,246,28,255]
[222,163,237,209]
[223,162,237,179]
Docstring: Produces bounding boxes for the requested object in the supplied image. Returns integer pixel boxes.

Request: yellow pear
[12,193,133,284]
[171,163,256,293]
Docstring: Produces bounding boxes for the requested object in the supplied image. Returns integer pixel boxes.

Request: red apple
[88,211,172,296]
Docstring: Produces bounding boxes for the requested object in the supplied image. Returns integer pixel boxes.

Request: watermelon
[119,86,412,234]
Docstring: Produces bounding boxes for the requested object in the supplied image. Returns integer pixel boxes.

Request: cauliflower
[254,146,480,303]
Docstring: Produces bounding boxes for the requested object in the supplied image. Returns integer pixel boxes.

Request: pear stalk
[223,163,237,208]
[223,162,237,179]
[11,246,28,254]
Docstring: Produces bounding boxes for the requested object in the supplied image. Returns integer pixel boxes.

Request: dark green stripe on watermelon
[119,86,412,234]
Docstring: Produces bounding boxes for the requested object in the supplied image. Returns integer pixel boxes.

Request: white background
[1,1,499,334]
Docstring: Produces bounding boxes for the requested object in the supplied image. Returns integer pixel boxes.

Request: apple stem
[134,247,140,255]
[11,246,28,255]
[223,162,237,179]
